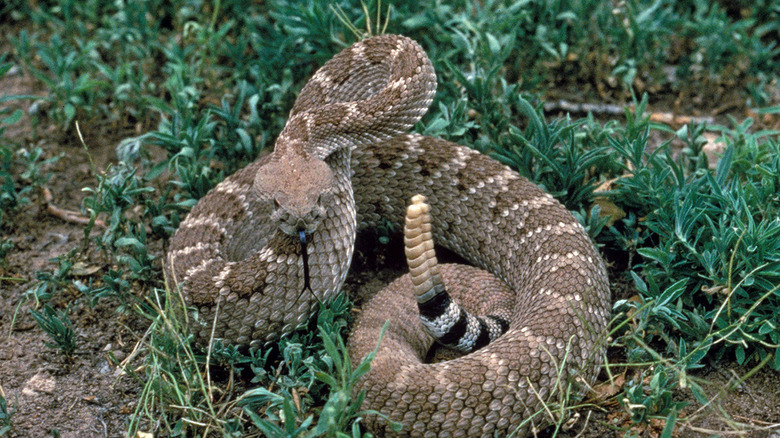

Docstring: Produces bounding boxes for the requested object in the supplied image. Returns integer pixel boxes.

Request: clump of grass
[239,324,387,437]
[607,106,780,369]
[29,304,77,356]
[0,72,56,228]
[397,0,778,103]
[237,293,398,437]
[1,55,47,264]
[600,105,779,433]
[81,162,157,284]
[8,1,175,130]
[128,284,372,437]
[126,285,223,437]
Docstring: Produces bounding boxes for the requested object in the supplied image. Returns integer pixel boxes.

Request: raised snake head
[253,140,336,237]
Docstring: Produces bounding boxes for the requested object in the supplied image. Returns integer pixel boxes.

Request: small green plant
[0,387,14,436]
[240,320,392,437]
[496,96,615,213]
[19,147,61,189]
[0,145,61,232]
[0,240,12,266]
[23,254,75,306]
[0,143,23,223]
[82,162,155,249]
[11,31,107,129]
[29,304,77,356]
[238,293,353,416]
[0,57,25,139]
[72,268,138,312]
[1,55,40,229]
[621,364,686,426]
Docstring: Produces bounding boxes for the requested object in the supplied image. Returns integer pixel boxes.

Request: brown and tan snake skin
[166,34,611,437]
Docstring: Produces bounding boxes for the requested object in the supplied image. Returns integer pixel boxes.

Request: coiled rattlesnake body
[166,34,611,437]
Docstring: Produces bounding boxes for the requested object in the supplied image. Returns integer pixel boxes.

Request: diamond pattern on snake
[165,34,611,437]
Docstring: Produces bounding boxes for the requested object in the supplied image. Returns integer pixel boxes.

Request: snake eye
[273,199,281,209]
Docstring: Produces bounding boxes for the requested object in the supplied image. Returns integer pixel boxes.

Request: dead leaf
[592,177,627,226]
[591,371,627,400]
[592,197,626,226]
[71,261,102,276]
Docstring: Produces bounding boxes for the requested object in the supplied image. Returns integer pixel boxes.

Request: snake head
[253,144,336,237]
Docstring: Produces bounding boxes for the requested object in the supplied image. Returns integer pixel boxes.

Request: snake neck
[324,145,356,226]
[304,144,356,302]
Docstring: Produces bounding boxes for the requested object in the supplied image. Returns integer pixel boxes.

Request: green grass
[29,303,77,356]
[1,0,778,436]
[0,384,14,437]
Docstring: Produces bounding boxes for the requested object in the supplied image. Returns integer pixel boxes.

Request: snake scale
[166,34,611,437]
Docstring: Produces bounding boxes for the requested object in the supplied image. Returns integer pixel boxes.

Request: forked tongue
[298,230,315,301]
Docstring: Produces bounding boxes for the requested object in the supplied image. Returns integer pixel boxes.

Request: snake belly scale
[165,34,611,437]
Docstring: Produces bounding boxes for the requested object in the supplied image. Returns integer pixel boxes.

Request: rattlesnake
[166,34,611,437]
